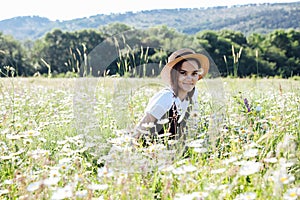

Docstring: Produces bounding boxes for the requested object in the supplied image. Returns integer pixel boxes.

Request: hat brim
[160,54,210,85]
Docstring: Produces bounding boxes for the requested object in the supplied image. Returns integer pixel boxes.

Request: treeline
[0,23,299,78]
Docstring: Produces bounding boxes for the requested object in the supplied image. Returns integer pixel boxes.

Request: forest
[0,23,300,78]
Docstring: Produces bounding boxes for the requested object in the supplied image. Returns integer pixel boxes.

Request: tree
[219,30,247,46]
[0,32,34,76]
[32,29,106,75]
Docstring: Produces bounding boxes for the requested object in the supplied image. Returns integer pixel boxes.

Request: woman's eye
[179,71,186,75]
[192,72,198,76]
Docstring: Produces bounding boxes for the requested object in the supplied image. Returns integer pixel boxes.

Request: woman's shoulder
[146,88,175,109]
[144,87,175,119]
[150,87,175,102]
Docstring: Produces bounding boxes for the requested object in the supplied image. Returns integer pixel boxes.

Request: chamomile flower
[157,118,169,125]
[87,184,108,191]
[51,184,73,200]
[27,181,42,192]
[243,148,259,158]
[234,192,256,200]
[211,168,226,174]
[193,147,208,153]
[174,191,208,200]
[142,122,155,128]
[97,166,114,178]
[263,157,278,163]
[75,190,88,198]
[283,187,300,200]
[172,164,197,175]
[0,189,9,196]
[239,161,262,176]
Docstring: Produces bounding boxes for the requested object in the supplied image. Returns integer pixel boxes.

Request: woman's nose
[185,74,193,80]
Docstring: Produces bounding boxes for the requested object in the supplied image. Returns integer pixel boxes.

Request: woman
[133,48,210,144]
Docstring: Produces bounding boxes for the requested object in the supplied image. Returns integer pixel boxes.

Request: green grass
[0,77,299,200]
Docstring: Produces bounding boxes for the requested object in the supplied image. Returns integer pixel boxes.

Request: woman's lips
[183,82,194,85]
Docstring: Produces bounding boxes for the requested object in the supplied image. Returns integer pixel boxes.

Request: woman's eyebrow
[179,70,198,73]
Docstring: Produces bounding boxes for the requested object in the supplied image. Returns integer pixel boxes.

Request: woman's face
[177,60,199,94]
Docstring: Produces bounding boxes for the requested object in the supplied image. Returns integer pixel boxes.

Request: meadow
[0,77,299,200]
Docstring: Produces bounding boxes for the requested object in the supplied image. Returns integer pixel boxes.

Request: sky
[1,0,299,21]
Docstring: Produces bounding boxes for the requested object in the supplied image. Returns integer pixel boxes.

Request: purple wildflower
[244,98,251,112]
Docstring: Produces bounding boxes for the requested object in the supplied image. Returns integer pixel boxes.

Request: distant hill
[1,2,299,41]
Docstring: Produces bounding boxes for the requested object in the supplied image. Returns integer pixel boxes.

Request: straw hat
[160,48,210,85]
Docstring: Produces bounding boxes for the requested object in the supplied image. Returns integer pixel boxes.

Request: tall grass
[0,77,299,199]
[232,45,243,78]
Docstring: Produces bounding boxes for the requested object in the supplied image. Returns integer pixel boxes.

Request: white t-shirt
[144,87,198,123]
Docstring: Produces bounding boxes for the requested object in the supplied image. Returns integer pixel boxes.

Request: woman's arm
[132,112,157,139]
[132,88,174,139]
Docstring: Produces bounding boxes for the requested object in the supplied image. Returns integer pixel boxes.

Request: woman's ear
[198,74,203,80]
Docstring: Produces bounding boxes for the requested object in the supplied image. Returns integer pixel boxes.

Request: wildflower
[145,143,166,153]
[117,173,128,185]
[38,137,47,143]
[75,190,88,198]
[217,184,230,191]
[85,142,95,149]
[23,138,33,145]
[43,177,60,186]
[142,122,155,128]
[172,164,197,175]
[159,164,175,172]
[51,184,73,200]
[279,174,295,185]
[97,166,114,178]
[263,157,278,163]
[279,158,296,168]
[167,139,179,145]
[186,139,205,148]
[87,184,108,191]
[193,147,208,153]
[234,192,256,200]
[255,105,262,112]
[211,168,226,174]
[157,132,172,138]
[29,149,50,159]
[3,179,13,185]
[6,134,22,140]
[157,118,169,125]
[204,183,217,191]
[14,123,22,130]
[1,128,10,135]
[44,169,61,186]
[243,98,251,112]
[243,148,258,158]
[0,155,13,160]
[27,181,42,192]
[23,130,41,137]
[59,157,72,165]
[0,189,9,196]
[283,187,300,200]
[57,140,67,145]
[174,191,208,200]
[276,135,296,157]
[189,110,199,118]
[239,161,262,176]
[223,156,238,165]
[58,162,70,171]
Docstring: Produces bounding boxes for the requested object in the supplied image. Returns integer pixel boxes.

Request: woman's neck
[173,87,187,101]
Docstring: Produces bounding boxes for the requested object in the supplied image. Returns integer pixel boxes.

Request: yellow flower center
[280,177,288,183]
[289,192,296,197]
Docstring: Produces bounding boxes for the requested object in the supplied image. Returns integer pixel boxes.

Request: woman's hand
[132,113,156,139]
